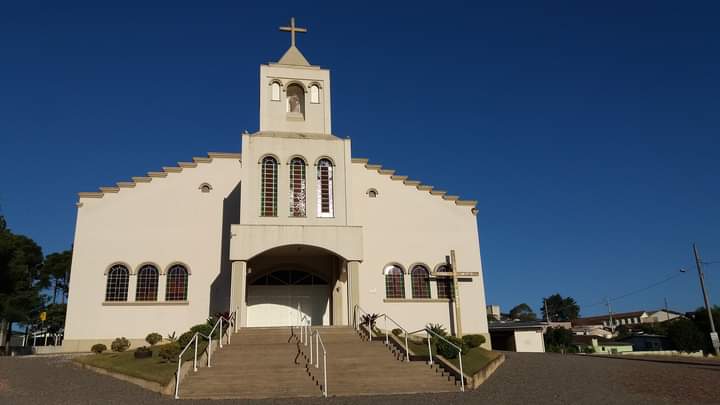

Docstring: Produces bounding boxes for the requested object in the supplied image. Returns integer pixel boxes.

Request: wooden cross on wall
[429,250,480,338]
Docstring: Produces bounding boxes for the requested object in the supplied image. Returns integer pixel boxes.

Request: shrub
[146,332,163,346]
[361,313,380,330]
[428,323,448,337]
[582,345,595,354]
[462,334,486,348]
[110,337,131,352]
[159,343,181,363]
[436,336,468,359]
[190,323,213,337]
[166,331,177,342]
[177,331,195,348]
[136,346,151,354]
[91,343,107,354]
[391,328,403,336]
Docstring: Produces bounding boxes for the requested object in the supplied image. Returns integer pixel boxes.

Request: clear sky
[1,1,719,317]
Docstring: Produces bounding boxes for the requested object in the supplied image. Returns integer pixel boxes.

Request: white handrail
[424,327,465,392]
[311,330,328,398]
[174,332,200,399]
[379,313,410,362]
[174,310,236,399]
[353,305,372,341]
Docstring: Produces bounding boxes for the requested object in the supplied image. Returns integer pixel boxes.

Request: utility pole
[605,298,614,333]
[664,297,669,322]
[544,298,550,323]
[693,243,719,356]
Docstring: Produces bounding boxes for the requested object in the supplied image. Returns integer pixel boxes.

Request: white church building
[62,20,490,352]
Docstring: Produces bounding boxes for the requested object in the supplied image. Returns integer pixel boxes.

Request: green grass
[74,342,208,385]
[407,339,500,376]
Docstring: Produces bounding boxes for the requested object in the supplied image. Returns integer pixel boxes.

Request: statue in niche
[286,84,305,115]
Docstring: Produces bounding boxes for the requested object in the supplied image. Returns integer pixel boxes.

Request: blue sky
[1,1,719,317]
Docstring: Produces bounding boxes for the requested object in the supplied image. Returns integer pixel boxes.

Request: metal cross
[279,17,307,47]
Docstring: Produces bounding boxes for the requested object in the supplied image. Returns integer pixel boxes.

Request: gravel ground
[1,352,718,405]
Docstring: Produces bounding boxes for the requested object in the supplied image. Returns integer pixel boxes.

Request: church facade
[62,20,490,352]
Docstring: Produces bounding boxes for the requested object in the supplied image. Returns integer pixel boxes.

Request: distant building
[486,305,502,321]
[488,321,547,352]
[573,309,684,331]
[618,334,672,351]
[572,335,634,354]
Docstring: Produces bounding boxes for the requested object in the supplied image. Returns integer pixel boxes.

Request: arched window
[410,265,431,299]
[271,82,281,101]
[317,159,334,217]
[286,84,305,116]
[105,264,129,302]
[384,265,405,299]
[289,157,306,217]
[135,264,159,301]
[310,84,320,104]
[261,156,278,216]
[166,264,189,301]
[436,265,454,299]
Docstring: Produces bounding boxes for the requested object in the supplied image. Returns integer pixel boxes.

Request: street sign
[39,311,47,321]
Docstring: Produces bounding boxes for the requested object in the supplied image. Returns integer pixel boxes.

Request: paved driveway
[1,352,718,404]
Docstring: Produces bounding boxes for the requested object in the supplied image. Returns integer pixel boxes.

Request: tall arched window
[289,157,306,217]
[271,82,281,101]
[317,159,334,217]
[436,265,454,299]
[286,84,305,117]
[384,265,405,299]
[310,84,320,104]
[105,264,129,302]
[166,264,189,301]
[135,264,159,301]
[411,265,431,299]
[261,156,278,217]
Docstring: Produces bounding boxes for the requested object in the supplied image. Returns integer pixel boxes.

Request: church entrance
[244,245,347,327]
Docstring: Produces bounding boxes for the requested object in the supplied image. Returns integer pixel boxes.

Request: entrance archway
[244,245,346,327]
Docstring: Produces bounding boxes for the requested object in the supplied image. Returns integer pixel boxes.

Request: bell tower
[259,18,332,135]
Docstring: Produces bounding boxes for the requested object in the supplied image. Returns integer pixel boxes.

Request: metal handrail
[424,327,465,392]
[311,330,328,397]
[174,310,236,399]
[353,305,372,340]
[378,313,410,362]
[174,332,200,399]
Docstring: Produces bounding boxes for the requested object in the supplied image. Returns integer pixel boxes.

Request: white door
[246,285,329,327]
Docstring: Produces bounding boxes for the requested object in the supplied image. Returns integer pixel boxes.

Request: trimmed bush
[436,336,468,359]
[391,328,403,336]
[91,343,107,354]
[110,337,131,352]
[159,343,181,363]
[190,323,213,337]
[177,331,195,349]
[462,334,486,348]
[146,332,163,346]
[134,346,152,359]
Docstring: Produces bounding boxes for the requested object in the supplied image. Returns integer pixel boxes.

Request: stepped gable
[350,158,478,214]
[76,152,241,200]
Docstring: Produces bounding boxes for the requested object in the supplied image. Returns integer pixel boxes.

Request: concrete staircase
[300,327,458,396]
[179,326,458,399]
[179,327,321,399]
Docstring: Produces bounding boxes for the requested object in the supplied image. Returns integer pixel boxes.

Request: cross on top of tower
[279,17,307,48]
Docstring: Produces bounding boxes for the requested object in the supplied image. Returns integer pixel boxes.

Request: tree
[688,306,720,353]
[543,326,575,353]
[541,294,580,322]
[0,215,44,350]
[42,250,72,304]
[509,303,537,321]
[667,318,705,353]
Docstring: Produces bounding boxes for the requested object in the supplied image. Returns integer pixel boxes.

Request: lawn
[407,339,500,376]
[75,342,208,385]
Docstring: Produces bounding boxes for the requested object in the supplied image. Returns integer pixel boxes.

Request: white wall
[63,156,242,351]
[349,162,489,336]
[513,330,545,352]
